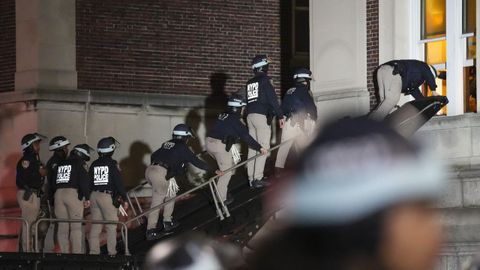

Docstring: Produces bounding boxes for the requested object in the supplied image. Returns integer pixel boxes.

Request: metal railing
[0,216,29,252]
[33,218,130,255]
[125,140,291,226]
[126,150,210,219]
[3,139,293,255]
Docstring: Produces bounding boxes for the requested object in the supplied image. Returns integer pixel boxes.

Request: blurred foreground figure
[144,233,241,270]
[250,117,447,270]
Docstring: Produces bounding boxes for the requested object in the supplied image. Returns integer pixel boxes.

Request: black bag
[223,136,237,152]
[112,193,122,208]
[23,189,33,201]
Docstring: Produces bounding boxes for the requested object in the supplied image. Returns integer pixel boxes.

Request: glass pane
[463,0,476,34]
[296,0,309,8]
[464,66,477,112]
[425,40,447,64]
[467,36,476,59]
[295,10,309,53]
[421,0,446,39]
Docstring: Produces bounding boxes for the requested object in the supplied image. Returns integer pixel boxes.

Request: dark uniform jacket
[89,156,127,201]
[52,155,90,200]
[150,139,211,179]
[382,60,437,98]
[46,153,67,202]
[281,83,318,121]
[16,150,43,191]
[208,112,263,151]
[245,72,283,118]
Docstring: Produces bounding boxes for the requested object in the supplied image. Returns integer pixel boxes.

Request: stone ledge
[0,88,211,108]
[313,87,369,102]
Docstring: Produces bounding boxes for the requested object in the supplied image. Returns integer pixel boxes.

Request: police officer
[88,137,128,255]
[369,59,442,120]
[245,55,285,187]
[52,144,92,254]
[145,124,223,240]
[16,133,47,252]
[41,136,70,252]
[275,68,317,175]
[206,94,268,203]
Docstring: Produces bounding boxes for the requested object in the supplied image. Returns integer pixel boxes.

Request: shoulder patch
[21,160,30,169]
[286,87,296,95]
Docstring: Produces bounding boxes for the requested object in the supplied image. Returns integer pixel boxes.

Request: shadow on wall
[204,72,230,134]
[119,141,152,190]
[0,105,23,131]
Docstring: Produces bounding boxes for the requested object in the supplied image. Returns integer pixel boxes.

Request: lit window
[463,0,476,34]
[421,0,446,39]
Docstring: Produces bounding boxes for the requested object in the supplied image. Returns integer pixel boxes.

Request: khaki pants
[369,65,403,121]
[145,165,175,230]
[89,191,118,255]
[17,190,40,252]
[54,188,84,254]
[206,137,233,202]
[275,117,315,168]
[247,113,271,180]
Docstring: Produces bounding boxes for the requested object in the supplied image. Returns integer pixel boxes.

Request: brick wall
[76,0,282,97]
[366,0,379,110]
[0,0,15,92]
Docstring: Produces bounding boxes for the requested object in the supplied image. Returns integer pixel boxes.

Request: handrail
[125,139,292,226]
[0,216,30,252]
[33,218,130,255]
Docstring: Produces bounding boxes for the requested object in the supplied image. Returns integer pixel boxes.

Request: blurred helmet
[21,133,46,151]
[293,68,312,83]
[284,117,447,226]
[172,124,193,140]
[144,233,240,270]
[49,136,70,151]
[97,137,120,154]
[251,55,269,73]
[72,144,94,161]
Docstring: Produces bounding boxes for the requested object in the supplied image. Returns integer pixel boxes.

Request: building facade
[1,0,480,267]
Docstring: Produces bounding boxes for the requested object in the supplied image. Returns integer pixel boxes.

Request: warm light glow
[425,40,446,65]
[422,0,446,39]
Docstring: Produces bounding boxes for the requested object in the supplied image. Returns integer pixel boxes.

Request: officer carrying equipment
[245,54,285,187]
[206,94,267,205]
[275,68,318,174]
[145,124,222,241]
[41,135,71,252]
[16,132,47,252]
[369,59,444,120]
[52,143,93,254]
[88,136,128,255]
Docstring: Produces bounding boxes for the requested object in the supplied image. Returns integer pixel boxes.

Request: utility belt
[93,189,113,195]
[93,190,124,208]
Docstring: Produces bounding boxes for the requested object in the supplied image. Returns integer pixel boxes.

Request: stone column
[15,0,77,91]
[309,0,370,120]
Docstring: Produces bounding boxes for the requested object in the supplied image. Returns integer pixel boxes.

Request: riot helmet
[21,133,47,152]
[293,68,313,83]
[172,124,193,141]
[251,55,269,74]
[72,144,94,161]
[227,93,246,114]
[97,137,120,155]
[49,136,70,151]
